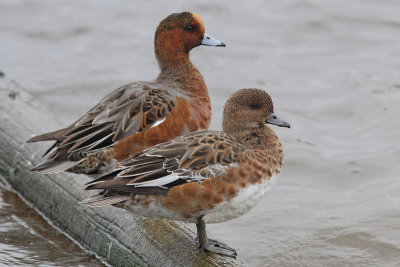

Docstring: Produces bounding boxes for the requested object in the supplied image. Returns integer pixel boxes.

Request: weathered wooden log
[0,76,247,267]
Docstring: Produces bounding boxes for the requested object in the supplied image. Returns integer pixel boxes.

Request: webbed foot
[202,238,237,258]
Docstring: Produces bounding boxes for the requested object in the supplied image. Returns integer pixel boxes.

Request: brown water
[0,178,103,266]
[1,0,400,266]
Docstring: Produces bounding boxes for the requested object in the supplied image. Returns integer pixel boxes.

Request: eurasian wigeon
[82,89,290,257]
[27,12,225,175]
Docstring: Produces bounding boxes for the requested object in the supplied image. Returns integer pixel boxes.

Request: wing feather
[85,131,245,195]
[29,83,177,173]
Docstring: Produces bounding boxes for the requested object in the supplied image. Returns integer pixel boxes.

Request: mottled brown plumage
[27,12,225,175]
[83,88,290,257]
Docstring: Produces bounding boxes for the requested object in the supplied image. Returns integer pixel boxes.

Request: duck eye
[250,103,260,109]
[184,25,195,32]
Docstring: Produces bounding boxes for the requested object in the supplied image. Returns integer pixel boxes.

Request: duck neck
[156,50,192,71]
[156,54,196,78]
[156,53,208,98]
[231,126,281,151]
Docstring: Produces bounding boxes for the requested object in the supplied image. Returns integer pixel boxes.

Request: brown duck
[82,88,290,257]
[27,12,225,175]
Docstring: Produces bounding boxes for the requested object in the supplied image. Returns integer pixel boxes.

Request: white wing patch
[130,162,239,188]
[149,118,166,129]
[133,173,180,187]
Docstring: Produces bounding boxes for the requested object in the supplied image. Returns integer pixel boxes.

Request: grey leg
[196,216,237,258]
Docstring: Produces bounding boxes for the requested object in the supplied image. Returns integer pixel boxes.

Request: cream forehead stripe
[191,12,205,32]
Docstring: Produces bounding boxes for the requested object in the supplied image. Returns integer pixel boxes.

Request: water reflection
[0,181,103,266]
